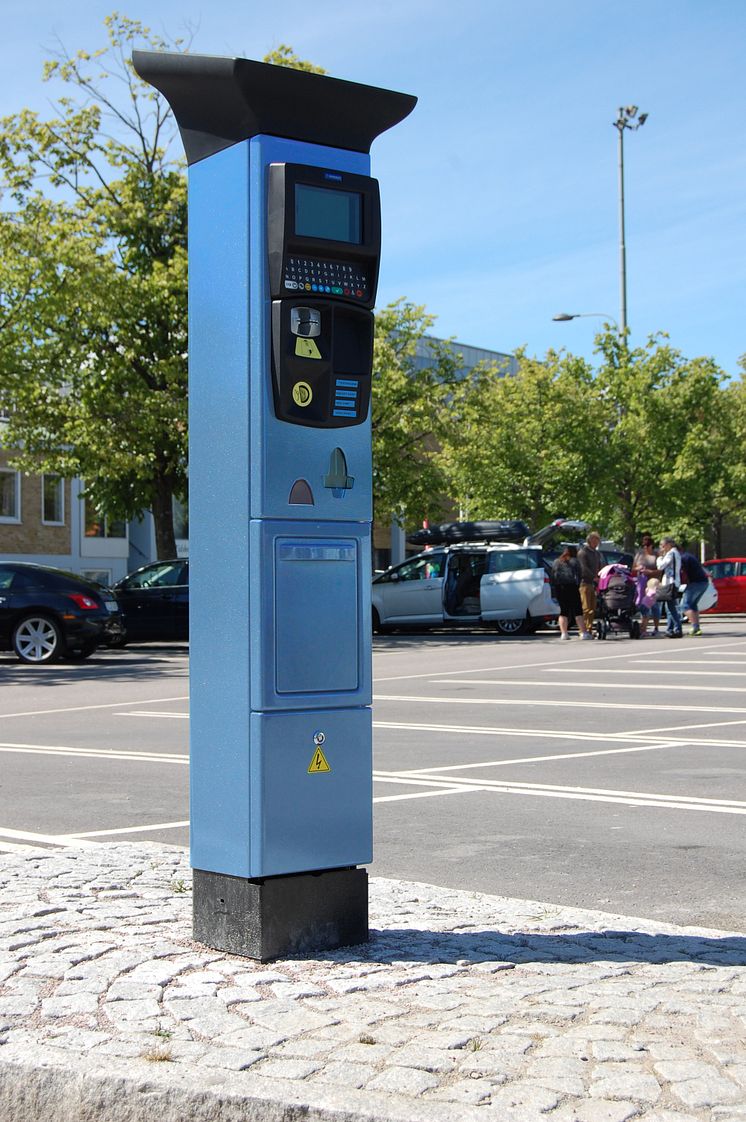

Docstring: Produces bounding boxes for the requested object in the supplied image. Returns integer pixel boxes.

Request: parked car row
[3,546,744,664]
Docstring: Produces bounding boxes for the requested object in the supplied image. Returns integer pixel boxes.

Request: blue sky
[4,1,745,374]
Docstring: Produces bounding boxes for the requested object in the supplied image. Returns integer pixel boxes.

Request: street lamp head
[552,313,576,322]
[626,105,638,117]
[637,112,648,126]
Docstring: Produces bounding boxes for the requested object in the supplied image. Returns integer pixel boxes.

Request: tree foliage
[371,300,479,527]
[0,14,188,557]
[440,331,731,550]
[0,19,326,560]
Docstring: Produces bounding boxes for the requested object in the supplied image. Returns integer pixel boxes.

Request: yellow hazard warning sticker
[292,381,313,407]
[308,746,331,774]
[295,337,322,360]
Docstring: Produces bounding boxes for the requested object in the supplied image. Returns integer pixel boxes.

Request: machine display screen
[294,184,362,244]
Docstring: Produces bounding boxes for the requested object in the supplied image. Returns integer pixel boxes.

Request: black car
[112,559,189,643]
[0,562,122,664]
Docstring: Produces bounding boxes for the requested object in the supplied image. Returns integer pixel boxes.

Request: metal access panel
[249,708,373,877]
[250,519,372,711]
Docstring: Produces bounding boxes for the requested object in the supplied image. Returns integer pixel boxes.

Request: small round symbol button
[292,381,313,407]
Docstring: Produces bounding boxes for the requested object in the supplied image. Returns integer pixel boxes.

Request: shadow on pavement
[373,631,552,650]
[341,927,746,967]
[0,646,188,686]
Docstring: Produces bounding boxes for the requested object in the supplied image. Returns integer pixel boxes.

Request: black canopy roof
[132,50,417,165]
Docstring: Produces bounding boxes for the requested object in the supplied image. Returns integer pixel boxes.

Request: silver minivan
[372,520,589,635]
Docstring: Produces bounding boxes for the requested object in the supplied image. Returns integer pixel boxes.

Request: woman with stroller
[632,533,661,636]
[552,545,591,640]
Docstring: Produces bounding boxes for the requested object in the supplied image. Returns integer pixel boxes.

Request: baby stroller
[595,563,640,639]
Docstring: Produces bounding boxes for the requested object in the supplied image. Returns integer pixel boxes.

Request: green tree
[0,20,327,560]
[440,330,728,549]
[439,346,603,529]
[591,332,726,548]
[0,14,188,558]
[371,300,475,527]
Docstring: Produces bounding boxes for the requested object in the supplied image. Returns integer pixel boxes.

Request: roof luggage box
[407,520,530,547]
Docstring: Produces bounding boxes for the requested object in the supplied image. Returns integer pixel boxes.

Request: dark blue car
[0,562,122,664]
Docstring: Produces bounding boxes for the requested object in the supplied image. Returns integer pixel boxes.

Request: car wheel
[372,607,381,634]
[13,614,64,664]
[495,617,530,636]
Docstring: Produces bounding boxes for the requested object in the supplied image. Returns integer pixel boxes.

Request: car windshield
[123,563,184,589]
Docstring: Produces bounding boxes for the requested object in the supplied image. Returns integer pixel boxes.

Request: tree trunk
[151,475,177,559]
[710,511,723,559]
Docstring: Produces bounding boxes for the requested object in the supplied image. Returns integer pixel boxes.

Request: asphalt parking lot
[1,619,745,931]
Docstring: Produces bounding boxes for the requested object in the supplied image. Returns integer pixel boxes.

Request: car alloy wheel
[13,615,63,664]
[495,617,530,636]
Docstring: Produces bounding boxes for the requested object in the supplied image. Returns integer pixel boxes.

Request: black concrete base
[192,866,368,961]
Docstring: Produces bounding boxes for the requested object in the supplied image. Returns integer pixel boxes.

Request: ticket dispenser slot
[268,162,379,428]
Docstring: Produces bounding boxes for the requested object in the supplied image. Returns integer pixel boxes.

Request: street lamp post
[613,106,647,338]
[552,311,620,333]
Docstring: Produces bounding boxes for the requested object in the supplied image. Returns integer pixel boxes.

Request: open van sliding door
[479,548,546,630]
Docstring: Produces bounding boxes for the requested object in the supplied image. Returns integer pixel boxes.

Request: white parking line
[0,696,188,720]
[375,719,746,751]
[116,711,188,719]
[431,678,746,694]
[70,820,189,838]
[550,668,746,677]
[0,826,99,847]
[632,718,746,736]
[0,742,187,764]
[372,639,746,682]
[373,788,474,804]
[372,772,746,814]
[373,731,688,771]
[375,693,746,714]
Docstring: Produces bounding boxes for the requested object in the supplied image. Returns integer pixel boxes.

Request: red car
[703,558,746,613]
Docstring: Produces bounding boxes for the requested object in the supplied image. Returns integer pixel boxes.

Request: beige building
[0,444,131,584]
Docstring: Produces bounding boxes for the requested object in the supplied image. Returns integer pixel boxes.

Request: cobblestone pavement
[1,843,745,1122]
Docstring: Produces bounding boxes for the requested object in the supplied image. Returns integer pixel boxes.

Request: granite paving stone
[1,841,745,1122]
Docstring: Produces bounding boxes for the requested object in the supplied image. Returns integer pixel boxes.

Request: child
[638,577,661,636]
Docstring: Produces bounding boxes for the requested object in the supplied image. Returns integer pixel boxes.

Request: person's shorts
[639,602,661,619]
[682,581,709,611]
[555,586,582,618]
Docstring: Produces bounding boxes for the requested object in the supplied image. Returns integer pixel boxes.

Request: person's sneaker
[665,631,683,638]
[580,632,593,640]
[559,633,571,640]
[687,628,703,637]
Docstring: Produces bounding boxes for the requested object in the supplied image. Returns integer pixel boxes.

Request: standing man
[679,547,710,637]
[656,536,683,638]
[577,531,602,638]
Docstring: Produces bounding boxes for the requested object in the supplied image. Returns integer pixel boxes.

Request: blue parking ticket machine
[132,51,416,960]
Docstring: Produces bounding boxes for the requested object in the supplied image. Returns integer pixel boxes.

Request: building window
[84,501,127,539]
[42,474,65,525]
[0,469,20,522]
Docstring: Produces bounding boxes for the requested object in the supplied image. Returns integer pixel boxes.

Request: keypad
[283,256,368,301]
